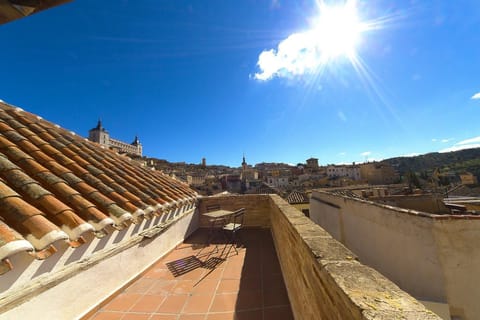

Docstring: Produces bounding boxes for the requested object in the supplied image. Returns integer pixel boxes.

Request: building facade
[359,162,398,184]
[326,164,361,180]
[88,120,142,157]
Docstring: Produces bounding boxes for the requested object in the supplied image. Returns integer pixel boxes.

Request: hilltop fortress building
[88,120,142,157]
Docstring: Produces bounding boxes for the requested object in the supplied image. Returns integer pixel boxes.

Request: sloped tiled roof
[0,101,197,273]
[0,0,71,25]
[286,190,309,204]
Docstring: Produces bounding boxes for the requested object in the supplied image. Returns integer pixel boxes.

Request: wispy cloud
[471,92,480,100]
[361,151,371,156]
[440,136,480,152]
[339,152,347,156]
[432,138,453,143]
[457,136,480,145]
[337,111,347,122]
[270,0,281,9]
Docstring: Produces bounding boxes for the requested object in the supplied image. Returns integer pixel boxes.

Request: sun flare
[254,0,385,81]
[310,0,365,59]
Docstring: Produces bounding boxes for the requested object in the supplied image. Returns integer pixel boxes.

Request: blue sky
[1,0,480,167]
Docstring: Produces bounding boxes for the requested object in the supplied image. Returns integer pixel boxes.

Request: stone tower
[88,119,110,147]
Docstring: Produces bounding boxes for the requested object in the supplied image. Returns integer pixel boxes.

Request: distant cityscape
[89,121,480,218]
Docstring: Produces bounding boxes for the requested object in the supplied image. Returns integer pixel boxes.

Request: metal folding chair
[222,208,245,254]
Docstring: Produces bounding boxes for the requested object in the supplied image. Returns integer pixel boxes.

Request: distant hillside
[383,148,480,178]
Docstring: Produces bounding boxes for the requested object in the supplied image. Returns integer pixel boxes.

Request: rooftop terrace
[87,228,292,320]
[0,102,440,319]
[1,192,441,319]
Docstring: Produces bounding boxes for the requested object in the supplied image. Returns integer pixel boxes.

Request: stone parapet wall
[268,195,439,320]
[198,195,271,228]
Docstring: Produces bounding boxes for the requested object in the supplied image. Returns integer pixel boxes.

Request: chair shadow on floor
[165,230,243,285]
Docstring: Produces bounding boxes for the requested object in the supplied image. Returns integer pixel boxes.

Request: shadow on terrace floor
[88,228,293,320]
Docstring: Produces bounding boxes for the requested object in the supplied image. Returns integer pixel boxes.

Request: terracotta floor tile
[149,315,177,320]
[209,293,237,312]
[145,268,176,280]
[172,280,195,294]
[125,278,157,293]
[158,294,189,314]
[263,274,287,290]
[178,314,206,320]
[147,280,177,296]
[121,313,151,320]
[235,289,262,311]
[243,265,262,276]
[130,294,164,312]
[89,311,124,320]
[263,305,294,320]
[183,293,214,313]
[201,267,224,280]
[165,250,193,262]
[191,279,219,294]
[217,279,241,293]
[235,309,263,320]
[88,229,291,320]
[104,293,142,312]
[238,277,262,291]
[205,312,235,320]
[221,267,243,280]
[263,288,290,307]
[177,268,206,281]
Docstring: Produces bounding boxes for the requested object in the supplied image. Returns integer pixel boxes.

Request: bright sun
[310,0,365,59]
[254,0,377,81]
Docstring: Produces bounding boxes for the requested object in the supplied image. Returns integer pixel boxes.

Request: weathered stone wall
[268,195,439,320]
[198,194,271,228]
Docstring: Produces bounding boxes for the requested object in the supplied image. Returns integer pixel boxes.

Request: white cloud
[253,1,365,81]
[337,111,347,122]
[339,152,347,156]
[471,92,480,100]
[432,138,453,143]
[254,32,322,80]
[440,144,480,153]
[361,151,371,156]
[440,136,480,152]
[457,136,480,145]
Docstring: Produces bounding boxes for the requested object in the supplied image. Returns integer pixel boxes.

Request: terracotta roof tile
[0,101,197,273]
[0,219,34,265]
[29,150,55,165]
[16,139,41,153]
[16,127,36,138]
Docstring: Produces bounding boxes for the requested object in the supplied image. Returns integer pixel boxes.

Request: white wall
[310,190,480,320]
[0,204,199,320]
